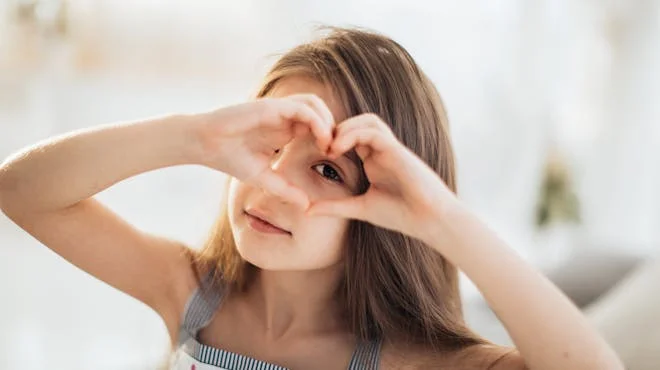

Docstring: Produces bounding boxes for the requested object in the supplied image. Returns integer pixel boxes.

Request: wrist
[420,195,466,252]
[166,112,210,166]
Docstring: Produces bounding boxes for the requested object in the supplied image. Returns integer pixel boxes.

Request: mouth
[244,210,292,236]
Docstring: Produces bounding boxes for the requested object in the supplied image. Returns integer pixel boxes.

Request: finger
[306,196,367,221]
[328,127,391,159]
[331,114,392,157]
[290,94,335,131]
[262,98,330,151]
[278,99,333,152]
[256,170,309,208]
[292,122,311,138]
[334,113,384,138]
[354,144,371,161]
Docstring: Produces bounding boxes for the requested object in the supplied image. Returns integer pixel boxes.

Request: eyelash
[272,149,345,185]
[312,162,344,184]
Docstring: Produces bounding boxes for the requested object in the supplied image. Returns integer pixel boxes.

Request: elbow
[0,171,10,212]
[521,349,624,370]
[597,356,625,370]
[591,345,625,370]
[566,348,625,370]
[567,352,625,370]
[0,164,20,214]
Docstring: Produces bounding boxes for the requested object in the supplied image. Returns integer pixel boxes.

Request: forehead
[267,76,348,123]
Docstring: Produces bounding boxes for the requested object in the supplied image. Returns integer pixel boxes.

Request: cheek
[297,217,349,263]
[227,178,247,224]
[302,183,354,209]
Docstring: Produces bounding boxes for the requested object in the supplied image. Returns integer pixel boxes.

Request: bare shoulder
[485,346,527,370]
[379,340,526,370]
[465,344,527,370]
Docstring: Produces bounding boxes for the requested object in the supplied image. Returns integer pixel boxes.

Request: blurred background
[1,0,659,369]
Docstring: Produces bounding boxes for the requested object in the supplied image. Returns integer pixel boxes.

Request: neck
[242,265,346,341]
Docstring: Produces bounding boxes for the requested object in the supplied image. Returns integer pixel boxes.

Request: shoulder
[475,345,527,370]
[379,341,526,370]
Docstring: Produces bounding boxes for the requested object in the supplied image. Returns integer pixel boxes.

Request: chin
[235,238,342,272]
[234,234,296,270]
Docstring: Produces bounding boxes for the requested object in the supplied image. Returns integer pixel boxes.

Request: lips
[244,209,291,235]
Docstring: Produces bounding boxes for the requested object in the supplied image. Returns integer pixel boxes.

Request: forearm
[0,114,203,213]
[428,202,623,370]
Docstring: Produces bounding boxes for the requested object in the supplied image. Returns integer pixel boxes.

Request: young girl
[0,27,622,369]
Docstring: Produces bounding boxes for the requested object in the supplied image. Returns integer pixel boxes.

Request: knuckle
[367,114,393,132]
[304,93,322,103]
[259,98,279,119]
[292,93,317,106]
[355,113,383,129]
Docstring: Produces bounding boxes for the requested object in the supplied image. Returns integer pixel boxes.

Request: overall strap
[178,269,225,345]
[347,338,382,370]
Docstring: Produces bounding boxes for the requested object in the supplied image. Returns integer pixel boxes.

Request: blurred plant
[535,149,581,229]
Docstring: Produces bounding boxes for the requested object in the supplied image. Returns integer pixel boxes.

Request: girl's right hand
[194,94,335,207]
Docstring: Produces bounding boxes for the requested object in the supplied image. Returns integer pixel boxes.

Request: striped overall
[170,271,382,370]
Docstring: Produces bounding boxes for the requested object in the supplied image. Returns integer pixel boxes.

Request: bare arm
[0,96,333,346]
[0,115,200,212]
[304,112,622,369]
[428,203,624,370]
[0,114,203,343]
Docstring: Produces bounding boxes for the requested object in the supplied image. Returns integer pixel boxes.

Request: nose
[270,146,289,174]
[260,148,304,203]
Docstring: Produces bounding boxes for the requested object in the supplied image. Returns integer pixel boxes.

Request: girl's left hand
[305,113,458,244]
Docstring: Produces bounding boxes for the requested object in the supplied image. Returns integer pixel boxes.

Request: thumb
[306,196,366,220]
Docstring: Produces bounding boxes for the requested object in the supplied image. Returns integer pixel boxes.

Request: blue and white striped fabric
[173,338,287,370]
[170,271,382,370]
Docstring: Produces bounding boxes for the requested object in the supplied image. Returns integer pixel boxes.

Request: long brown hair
[192,26,487,353]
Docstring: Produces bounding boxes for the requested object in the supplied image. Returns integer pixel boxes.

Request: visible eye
[313,163,344,184]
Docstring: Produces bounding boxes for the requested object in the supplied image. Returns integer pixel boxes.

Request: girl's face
[227,77,361,271]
